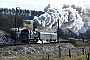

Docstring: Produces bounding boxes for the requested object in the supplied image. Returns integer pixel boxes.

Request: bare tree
[62,4,70,9]
[71,4,76,9]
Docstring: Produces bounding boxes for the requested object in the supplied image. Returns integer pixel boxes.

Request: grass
[61,55,87,60]
[0,55,88,60]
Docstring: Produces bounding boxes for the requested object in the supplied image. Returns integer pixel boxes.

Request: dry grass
[0,55,88,60]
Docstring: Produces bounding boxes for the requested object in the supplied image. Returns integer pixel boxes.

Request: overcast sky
[0,0,90,11]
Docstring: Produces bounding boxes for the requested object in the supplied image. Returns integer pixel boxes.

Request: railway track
[0,42,59,48]
[0,43,26,48]
[0,38,88,48]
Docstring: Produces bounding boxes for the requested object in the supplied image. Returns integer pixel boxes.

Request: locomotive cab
[20,29,29,43]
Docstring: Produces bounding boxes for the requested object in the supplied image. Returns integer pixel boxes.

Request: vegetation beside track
[0,55,88,60]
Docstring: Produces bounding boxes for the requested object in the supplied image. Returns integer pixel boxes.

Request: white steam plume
[33,4,86,34]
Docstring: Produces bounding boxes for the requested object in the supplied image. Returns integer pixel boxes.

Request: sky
[0,0,90,11]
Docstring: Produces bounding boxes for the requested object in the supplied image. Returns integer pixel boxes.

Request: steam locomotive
[20,29,57,43]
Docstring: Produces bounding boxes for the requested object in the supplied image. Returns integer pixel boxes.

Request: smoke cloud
[33,4,89,34]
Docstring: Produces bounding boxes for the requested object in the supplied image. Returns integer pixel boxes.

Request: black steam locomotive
[11,29,57,43]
